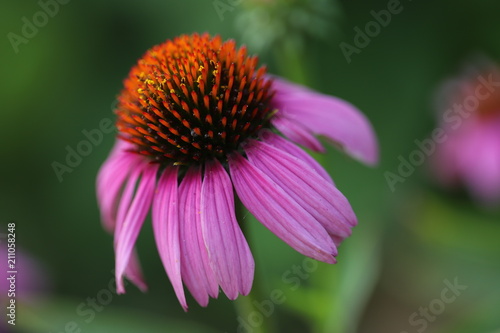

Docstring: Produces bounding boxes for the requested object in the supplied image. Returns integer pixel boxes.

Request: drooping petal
[96,140,141,233]
[271,77,379,165]
[124,249,148,292]
[97,158,134,232]
[179,166,219,306]
[114,163,158,294]
[258,129,333,184]
[201,159,254,300]
[152,166,187,310]
[271,114,325,152]
[112,163,150,292]
[115,166,143,238]
[229,152,338,263]
[244,139,356,242]
[97,143,150,293]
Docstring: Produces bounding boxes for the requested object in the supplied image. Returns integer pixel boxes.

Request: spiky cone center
[116,33,275,165]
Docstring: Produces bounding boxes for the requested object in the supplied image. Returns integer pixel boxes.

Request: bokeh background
[1,0,499,332]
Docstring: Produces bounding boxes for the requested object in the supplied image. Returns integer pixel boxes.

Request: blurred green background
[1,0,499,332]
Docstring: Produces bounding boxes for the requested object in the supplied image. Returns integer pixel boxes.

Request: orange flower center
[116,33,275,165]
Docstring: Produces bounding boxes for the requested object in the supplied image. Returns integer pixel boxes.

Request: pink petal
[244,139,356,242]
[115,166,143,238]
[124,249,148,292]
[271,77,379,165]
[152,166,188,310]
[114,163,158,294]
[271,114,325,152]
[258,129,333,184]
[179,166,219,306]
[96,140,141,233]
[460,121,500,203]
[229,152,338,263]
[201,159,254,299]
[97,145,149,293]
[112,164,149,292]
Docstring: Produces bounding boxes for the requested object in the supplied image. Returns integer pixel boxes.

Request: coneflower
[433,62,500,205]
[96,33,378,310]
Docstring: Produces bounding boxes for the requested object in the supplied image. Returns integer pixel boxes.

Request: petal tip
[116,280,126,295]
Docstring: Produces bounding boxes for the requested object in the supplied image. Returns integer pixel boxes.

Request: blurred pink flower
[433,63,500,204]
[0,245,47,302]
[96,34,378,310]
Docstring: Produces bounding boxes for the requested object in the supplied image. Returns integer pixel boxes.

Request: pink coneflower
[433,63,500,205]
[96,33,378,310]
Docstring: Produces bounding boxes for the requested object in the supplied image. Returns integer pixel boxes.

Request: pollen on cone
[115,33,275,165]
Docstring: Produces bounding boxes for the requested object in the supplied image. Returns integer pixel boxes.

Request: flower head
[116,34,274,165]
[97,33,378,310]
[433,62,500,205]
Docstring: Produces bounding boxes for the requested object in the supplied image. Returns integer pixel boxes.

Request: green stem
[273,39,310,86]
[234,201,278,333]
[273,38,328,170]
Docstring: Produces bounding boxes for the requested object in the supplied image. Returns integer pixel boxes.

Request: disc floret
[116,33,275,165]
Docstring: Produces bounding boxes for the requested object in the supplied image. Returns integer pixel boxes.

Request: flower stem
[234,201,278,333]
[273,39,310,86]
[273,37,328,169]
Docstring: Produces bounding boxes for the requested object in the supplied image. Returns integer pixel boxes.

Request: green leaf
[281,219,382,333]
